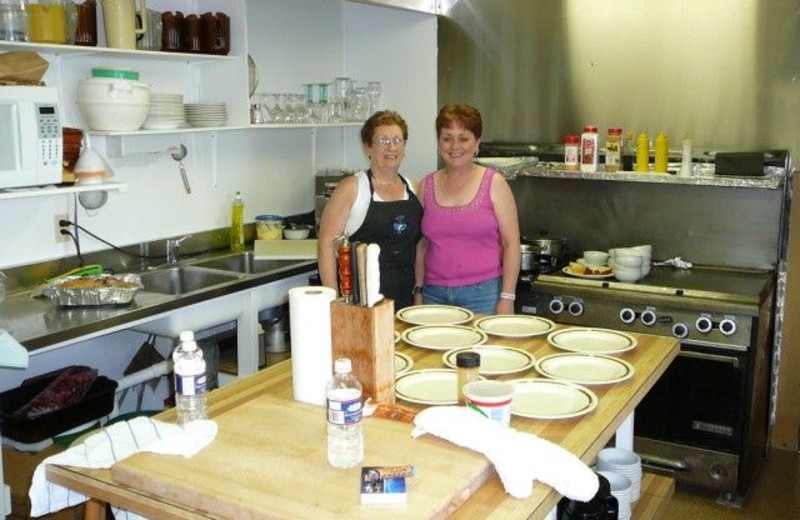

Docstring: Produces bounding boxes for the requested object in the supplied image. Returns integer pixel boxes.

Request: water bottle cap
[334,358,352,373]
[179,330,195,342]
[182,340,199,352]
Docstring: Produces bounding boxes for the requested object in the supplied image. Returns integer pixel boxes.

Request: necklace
[374,175,401,187]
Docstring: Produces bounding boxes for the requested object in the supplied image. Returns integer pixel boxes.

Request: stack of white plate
[597,470,633,520]
[144,93,185,130]
[596,448,642,503]
[185,103,227,127]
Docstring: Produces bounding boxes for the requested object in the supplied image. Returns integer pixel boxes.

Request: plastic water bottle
[326,358,363,468]
[173,330,208,425]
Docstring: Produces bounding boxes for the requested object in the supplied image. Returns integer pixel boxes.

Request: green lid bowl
[91,67,140,81]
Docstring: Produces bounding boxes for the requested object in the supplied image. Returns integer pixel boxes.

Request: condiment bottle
[456,351,481,406]
[564,134,580,171]
[604,127,623,172]
[635,132,650,173]
[654,131,669,173]
[230,191,244,252]
[580,125,599,173]
[679,138,693,177]
[623,130,635,170]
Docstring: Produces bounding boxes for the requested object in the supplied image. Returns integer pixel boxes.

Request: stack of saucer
[144,93,185,130]
[185,103,227,127]
[596,448,642,502]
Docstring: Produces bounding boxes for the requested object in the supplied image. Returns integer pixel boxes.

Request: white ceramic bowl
[632,244,653,256]
[614,254,643,268]
[284,227,310,240]
[613,266,641,283]
[78,77,150,131]
[583,250,610,266]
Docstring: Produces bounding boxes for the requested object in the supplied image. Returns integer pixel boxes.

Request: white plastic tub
[77,76,150,131]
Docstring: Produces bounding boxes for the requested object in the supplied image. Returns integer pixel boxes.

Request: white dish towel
[412,406,598,501]
[29,416,217,519]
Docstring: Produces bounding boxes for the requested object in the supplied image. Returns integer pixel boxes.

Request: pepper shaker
[456,351,481,406]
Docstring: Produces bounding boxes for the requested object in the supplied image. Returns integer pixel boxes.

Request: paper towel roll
[289,286,336,405]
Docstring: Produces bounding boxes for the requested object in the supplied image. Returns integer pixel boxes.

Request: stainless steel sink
[139,266,242,295]
[192,252,298,274]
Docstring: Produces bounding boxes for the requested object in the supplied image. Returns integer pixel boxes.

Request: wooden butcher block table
[46,318,680,520]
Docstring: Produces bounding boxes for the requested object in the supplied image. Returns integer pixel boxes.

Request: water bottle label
[176,373,207,396]
[327,397,362,425]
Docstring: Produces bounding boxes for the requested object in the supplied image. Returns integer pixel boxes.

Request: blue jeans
[422,277,501,315]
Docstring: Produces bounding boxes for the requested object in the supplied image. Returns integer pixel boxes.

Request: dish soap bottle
[230,191,245,252]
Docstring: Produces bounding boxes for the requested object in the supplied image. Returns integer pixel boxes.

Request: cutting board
[254,239,318,260]
[111,395,491,519]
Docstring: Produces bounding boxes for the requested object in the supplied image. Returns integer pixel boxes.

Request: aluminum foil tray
[44,274,143,306]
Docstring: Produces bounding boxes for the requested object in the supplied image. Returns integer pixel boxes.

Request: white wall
[0,0,438,270]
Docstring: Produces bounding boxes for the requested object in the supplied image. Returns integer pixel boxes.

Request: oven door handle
[640,454,690,473]
[679,350,740,369]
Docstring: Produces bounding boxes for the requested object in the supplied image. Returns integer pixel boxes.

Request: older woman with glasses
[413,104,521,315]
[318,110,423,309]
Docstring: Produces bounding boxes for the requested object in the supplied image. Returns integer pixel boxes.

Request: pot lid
[91,67,140,81]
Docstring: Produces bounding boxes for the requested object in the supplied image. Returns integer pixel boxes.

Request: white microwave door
[0,103,23,171]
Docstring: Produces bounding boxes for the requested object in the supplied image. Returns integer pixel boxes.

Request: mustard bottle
[230,191,245,252]
[654,131,669,173]
[635,133,650,173]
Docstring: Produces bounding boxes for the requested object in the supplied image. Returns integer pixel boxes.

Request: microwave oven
[0,86,62,189]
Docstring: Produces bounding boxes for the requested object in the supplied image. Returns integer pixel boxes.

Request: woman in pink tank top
[414,105,520,315]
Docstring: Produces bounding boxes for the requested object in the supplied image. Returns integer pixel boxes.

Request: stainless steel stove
[516,265,775,503]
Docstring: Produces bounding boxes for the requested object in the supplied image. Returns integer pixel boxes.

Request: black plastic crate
[0,372,118,443]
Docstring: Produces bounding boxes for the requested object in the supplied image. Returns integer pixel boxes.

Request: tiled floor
[660,448,799,519]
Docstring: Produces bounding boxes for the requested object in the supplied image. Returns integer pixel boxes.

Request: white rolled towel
[413,406,598,501]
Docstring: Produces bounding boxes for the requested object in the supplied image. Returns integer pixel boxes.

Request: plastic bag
[0,51,49,85]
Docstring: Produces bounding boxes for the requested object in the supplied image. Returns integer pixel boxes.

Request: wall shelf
[0,181,127,201]
[89,122,363,137]
[0,41,236,63]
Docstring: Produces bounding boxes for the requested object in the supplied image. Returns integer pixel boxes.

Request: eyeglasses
[374,137,406,147]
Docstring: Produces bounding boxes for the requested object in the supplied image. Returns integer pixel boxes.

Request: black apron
[350,170,423,309]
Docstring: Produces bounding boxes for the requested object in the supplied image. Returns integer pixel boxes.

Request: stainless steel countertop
[0,251,317,352]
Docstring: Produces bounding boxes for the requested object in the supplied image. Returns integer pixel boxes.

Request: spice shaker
[564,134,580,172]
[456,351,481,406]
[604,127,623,172]
[580,125,599,173]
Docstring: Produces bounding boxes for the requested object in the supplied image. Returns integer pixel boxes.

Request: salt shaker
[456,351,481,406]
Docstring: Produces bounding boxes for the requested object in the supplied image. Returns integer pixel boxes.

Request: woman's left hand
[495,298,515,315]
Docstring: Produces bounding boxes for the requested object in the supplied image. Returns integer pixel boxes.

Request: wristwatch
[412,285,424,295]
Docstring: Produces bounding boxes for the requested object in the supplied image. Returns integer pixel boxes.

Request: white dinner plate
[535,353,635,385]
[402,325,488,351]
[562,266,614,279]
[548,327,637,354]
[395,369,459,405]
[474,315,556,338]
[442,345,535,376]
[396,304,474,326]
[509,378,599,419]
[394,352,414,377]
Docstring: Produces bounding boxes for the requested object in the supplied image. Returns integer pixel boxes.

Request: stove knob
[672,323,689,339]
[568,301,584,316]
[695,316,714,334]
[719,318,737,336]
[619,308,637,324]
[640,309,657,327]
[549,299,565,315]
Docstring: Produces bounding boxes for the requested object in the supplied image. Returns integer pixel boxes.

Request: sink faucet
[166,235,192,264]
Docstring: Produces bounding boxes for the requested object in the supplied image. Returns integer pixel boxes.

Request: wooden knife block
[330,298,395,404]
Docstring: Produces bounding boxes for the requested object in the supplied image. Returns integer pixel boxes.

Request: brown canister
[456,351,481,406]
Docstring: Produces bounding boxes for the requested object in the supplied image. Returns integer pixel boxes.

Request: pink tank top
[421,168,502,286]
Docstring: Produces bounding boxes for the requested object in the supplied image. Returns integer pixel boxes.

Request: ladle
[170,144,191,194]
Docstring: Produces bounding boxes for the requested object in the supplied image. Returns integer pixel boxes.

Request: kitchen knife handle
[338,238,352,302]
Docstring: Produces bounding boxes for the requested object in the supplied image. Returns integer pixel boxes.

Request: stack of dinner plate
[185,103,227,127]
[143,93,185,130]
[596,448,642,503]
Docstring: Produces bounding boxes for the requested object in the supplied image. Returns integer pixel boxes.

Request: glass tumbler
[0,0,29,42]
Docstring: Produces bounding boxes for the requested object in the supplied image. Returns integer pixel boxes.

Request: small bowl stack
[143,93,185,130]
[609,245,652,283]
[185,102,227,127]
[596,447,642,506]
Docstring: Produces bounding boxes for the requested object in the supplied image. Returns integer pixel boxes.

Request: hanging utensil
[170,144,191,194]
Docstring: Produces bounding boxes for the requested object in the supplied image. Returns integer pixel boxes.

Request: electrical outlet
[55,213,69,242]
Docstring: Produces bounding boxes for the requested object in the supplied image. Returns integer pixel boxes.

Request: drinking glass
[366,81,381,115]
[0,0,30,41]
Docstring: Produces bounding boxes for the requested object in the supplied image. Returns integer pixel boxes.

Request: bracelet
[499,292,516,301]
[412,285,424,295]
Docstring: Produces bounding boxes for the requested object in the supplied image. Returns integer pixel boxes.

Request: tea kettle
[557,473,618,520]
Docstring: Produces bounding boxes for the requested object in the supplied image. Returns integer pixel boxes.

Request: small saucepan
[522,235,567,258]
